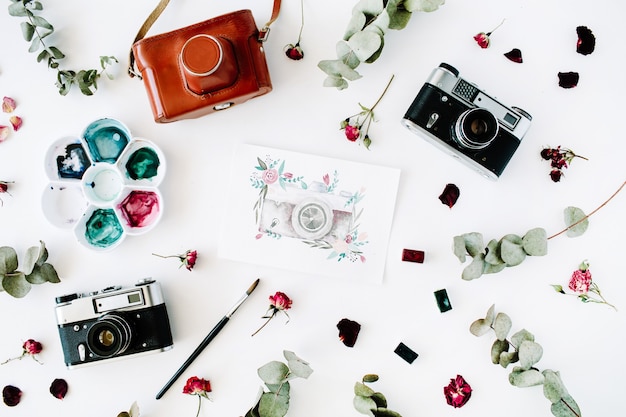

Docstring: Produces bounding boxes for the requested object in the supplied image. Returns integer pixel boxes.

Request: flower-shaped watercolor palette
[42,118,166,251]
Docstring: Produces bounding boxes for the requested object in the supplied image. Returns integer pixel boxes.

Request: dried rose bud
[558,72,580,88]
[473,32,490,48]
[444,375,472,408]
[284,43,304,60]
[23,339,42,355]
[337,318,361,347]
[2,385,22,407]
[2,97,16,113]
[344,124,360,142]
[50,378,68,400]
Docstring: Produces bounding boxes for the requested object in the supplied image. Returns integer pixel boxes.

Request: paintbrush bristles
[247,278,260,295]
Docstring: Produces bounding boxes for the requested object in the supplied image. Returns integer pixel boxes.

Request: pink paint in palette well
[118,190,160,228]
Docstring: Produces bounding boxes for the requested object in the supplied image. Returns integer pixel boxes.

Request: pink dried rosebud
[50,378,68,400]
[23,339,42,355]
[10,116,23,131]
[473,32,490,48]
[183,376,212,398]
[569,264,592,293]
[337,318,361,347]
[344,124,360,142]
[152,249,198,271]
[252,291,292,336]
[444,374,472,408]
[2,97,16,113]
[2,385,22,407]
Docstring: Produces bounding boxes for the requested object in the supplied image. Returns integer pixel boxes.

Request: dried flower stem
[547,180,625,240]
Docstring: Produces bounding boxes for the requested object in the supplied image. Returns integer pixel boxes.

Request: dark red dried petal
[2,385,22,407]
[576,26,595,55]
[550,169,563,182]
[50,378,68,399]
[558,72,579,88]
[337,318,361,347]
[504,48,523,63]
[438,183,460,208]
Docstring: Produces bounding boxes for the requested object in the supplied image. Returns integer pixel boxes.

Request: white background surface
[0,1,624,416]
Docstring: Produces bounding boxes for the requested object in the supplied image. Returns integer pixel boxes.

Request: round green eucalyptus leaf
[518,340,543,370]
[500,237,526,266]
[323,75,349,89]
[550,394,581,417]
[25,265,47,284]
[373,408,403,417]
[258,361,289,385]
[284,351,313,379]
[353,0,385,15]
[371,392,387,408]
[483,262,506,274]
[453,235,467,263]
[0,246,19,275]
[508,368,545,387]
[484,239,504,265]
[522,228,548,256]
[364,34,385,64]
[491,339,510,364]
[463,232,484,257]
[2,272,32,298]
[363,374,379,383]
[499,351,518,368]
[563,206,589,237]
[470,304,496,336]
[265,382,290,396]
[542,370,567,404]
[494,312,512,341]
[343,11,367,40]
[355,382,375,397]
[462,254,484,280]
[387,0,413,30]
[354,395,377,416]
[259,390,289,417]
[347,31,383,62]
[511,329,534,348]
[363,10,389,36]
[336,41,361,69]
[41,262,60,283]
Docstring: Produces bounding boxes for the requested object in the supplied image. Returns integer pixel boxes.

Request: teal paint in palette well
[125,147,160,180]
[84,208,124,249]
[83,119,131,163]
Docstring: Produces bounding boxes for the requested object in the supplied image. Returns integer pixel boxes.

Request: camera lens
[87,313,133,358]
[291,198,333,240]
[453,108,499,150]
[180,34,238,95]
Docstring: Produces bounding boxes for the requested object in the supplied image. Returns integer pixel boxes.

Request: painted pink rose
[569,268,592,293]
[262,168,279,184]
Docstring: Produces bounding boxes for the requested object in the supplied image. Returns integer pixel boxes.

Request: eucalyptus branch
[8,0,117,96]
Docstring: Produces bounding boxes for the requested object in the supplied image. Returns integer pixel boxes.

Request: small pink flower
[323,173,330,185]
[344,124,360,141]
[262,168,279,184]
[2,339,43,364]
[569,268,592,293]
[252,291,292,336]
[2,97,16,113]
[473,32,490,48]
[183,376,212,417]
[255,233,263,239]
[283,172,293,179]
[9,116,22,131]
[444,374,472,408]
[344,234,353,244]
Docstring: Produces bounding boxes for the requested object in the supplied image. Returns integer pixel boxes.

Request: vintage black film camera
[401,63,532,180]
[55,279,173,368]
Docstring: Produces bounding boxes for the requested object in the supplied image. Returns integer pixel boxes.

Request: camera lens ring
[87,313,133,358]
[453,108,499,150]
[180,34,224,77]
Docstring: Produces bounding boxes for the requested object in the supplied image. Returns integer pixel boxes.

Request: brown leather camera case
[132,10,272,123]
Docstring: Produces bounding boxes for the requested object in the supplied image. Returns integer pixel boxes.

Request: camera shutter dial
[291,198,333,240]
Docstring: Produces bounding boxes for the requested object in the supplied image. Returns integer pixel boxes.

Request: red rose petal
[558,72,580,88]
[438,183,460,208]
[2,385,22,407]
[337,318,361,347]
[504,48,523,63]
[576,26,595,55]
[50,379,68,400]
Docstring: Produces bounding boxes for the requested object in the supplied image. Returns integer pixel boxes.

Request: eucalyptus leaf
[518,340,543,370]
[25,265,47,284]
[491,339,510,364]
[363,374,379,383]
[483,262,506,274]
[542,370,567,404]
[500,237,526,266]
[463,232,484,257]
[386,0,413,29]
[372,408,403,417]
[23,243,44,275]
[0,246,19,275]
[336,41,361,69]
[508,368,545,387]
[20,21,34,41]
[493,312,512,341]
[259,390,289,417]
[405,0,446,12]
[563,206,589,237]
[355,382,376,397]
[265,382,290,396]
[352,0,385,15]
[550,394,581,417]
[371,391,388,408]
[8,1,28,16]
[2,272,32,298]
[284,350,313,379]
[499,351,518,368]
[318,59,362,81]
[258,361,289,385]
[469,304,495,336]
[347,31,383,62]
[522,228,548,256]
[462,254,485,281]
[364,34,385,64]
[452,235,467,263]
[354,395,377,416]
[344,11,368,40]
[510,329,534,349]
[31,15,52,29]
[484,239,504,265]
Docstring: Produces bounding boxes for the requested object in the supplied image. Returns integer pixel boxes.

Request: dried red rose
[558,72,579,88]
[251,291,293,336]
[183,376,212,398]
[504,48,523,63]
[2,385,22,407]
[576,26,595,55]
[337,318,361,347]
[50,378,68,400]
[439,183,460,208]
[444,374,472,408]
[473,19,505,49]
[285,43,304,60]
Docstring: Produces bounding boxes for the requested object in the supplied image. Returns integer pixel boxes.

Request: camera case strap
[127,0,282,123]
